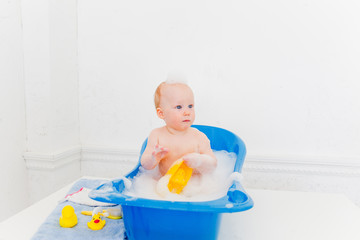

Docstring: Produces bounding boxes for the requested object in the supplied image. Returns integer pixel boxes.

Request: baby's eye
[176,105,182,109]
[188,104,193,109]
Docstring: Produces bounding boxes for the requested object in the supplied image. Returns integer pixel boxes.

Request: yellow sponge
[166,159,193,194]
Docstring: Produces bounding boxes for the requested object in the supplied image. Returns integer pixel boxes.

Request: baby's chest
[160,136,199,154]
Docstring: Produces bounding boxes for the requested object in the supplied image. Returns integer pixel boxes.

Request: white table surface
[1,178,360,240]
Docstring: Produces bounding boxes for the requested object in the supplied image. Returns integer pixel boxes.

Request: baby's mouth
[183,120,190,122]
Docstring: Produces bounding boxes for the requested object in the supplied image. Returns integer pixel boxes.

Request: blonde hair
[154,82,166,109]
[154,80,189,109]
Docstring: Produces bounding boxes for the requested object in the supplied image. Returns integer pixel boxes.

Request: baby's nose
[183,109,190,115]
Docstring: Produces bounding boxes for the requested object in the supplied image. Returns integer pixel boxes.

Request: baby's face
[158,84,195,131]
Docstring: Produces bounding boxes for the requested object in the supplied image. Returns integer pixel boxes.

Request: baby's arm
[140,129,168,170]
[183,133,217,173]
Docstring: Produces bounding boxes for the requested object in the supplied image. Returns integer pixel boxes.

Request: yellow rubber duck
[59,205,78,228]
[87,213,106,230]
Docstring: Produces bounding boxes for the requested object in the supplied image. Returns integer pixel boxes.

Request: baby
[141,81,217,176]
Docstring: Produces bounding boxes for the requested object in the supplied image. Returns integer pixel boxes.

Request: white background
[78,0,360,159]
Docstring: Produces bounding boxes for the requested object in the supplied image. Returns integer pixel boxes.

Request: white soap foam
[124,151,239,202]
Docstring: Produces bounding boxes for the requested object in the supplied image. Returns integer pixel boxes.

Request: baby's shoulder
[147,127,167,144]
[149,127,166,136]
[189,127,209,140]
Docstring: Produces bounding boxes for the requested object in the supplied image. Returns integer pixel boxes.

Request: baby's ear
[156,108,164,119]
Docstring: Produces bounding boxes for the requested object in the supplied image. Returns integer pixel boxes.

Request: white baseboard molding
[24,146,82,170]
[81,146,139,164]
[24,146,360,178]
[80,146,140,177]
[81,148,360,179]
[244,155,360,177]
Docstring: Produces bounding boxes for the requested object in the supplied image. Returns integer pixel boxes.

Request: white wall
[78,0,360,203]
[0,0,81,220]
[0,0,29,221]
[78,0,360,160]
[22,0,79,154]
[21,0,81,203]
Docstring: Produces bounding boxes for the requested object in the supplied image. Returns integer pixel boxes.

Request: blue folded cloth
[31,178,125,240]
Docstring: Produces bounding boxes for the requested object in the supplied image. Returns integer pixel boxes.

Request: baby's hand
[152,144,169,163]
[183,153,217,173]
[183,153,202,168]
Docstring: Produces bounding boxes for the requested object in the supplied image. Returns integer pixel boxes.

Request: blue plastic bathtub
[90,125,253,240]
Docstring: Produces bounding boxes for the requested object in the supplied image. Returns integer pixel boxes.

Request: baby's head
[154,81,195,131]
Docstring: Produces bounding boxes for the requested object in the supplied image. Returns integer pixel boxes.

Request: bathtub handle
[227,180,248,203]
